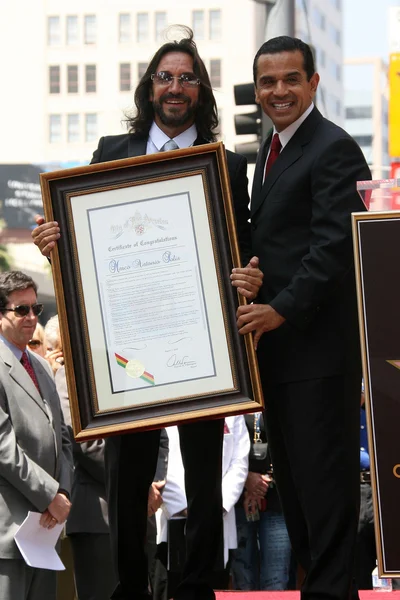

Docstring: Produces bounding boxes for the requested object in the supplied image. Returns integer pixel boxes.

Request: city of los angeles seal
[125,359,145,379]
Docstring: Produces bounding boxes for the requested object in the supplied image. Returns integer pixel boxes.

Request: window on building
[49,66,60,94]
[336,64,341,81]
[192,10,205,40]
[67,65,79,93]
[48,16,61,46]
[313,7,325,30]
[209,10,221,40]
[138,62,147,80]
[67,114,80,143]
[210,59,221,88]
[120,63,131,91]
[84,15,96,44]
[85,113,97,142]
[137,13,149,42]
[328,58,337,79]
[66,15,78,45]
[119,13,131,43]
[336,99,341,117]
[85,65,96,93]
[49,114,62,143]
[155,12,167,42]
[320,49,326,68]
[353,135,373,147]
[345,106,372,119]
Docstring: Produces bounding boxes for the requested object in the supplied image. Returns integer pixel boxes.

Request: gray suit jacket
[0,344,73,558]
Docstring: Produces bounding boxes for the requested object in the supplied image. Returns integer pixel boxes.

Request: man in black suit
[32,27,262,600]
[237,37,371,600]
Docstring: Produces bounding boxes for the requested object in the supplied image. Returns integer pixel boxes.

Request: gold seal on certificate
[126,359,145,379]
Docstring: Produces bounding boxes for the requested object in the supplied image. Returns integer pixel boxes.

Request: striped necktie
[161,139,179,152]
[21,351,41,394]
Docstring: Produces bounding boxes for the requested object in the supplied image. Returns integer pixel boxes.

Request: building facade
[0,0,344,165]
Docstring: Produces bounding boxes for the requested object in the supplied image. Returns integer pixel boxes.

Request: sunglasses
[27,339,42,348]
[0,303,44,318]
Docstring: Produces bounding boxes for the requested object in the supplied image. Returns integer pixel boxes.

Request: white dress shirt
[146,121,198,155]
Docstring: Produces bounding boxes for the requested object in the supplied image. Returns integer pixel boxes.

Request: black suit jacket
[90,133,251,266]
[251,107,371,384]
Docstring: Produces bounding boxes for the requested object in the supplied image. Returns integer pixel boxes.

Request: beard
[152,92,197,127]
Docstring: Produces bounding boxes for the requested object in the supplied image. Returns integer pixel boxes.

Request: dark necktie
[264,133,282,178]
[161,139,179,152]
[21,351,41,394]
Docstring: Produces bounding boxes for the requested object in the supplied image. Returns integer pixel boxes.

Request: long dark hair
[124,26,218,142]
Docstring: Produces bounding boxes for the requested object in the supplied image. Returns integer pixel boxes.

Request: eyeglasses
[0,303,44,318]
[151,71,201,88]
[27,339,42,348]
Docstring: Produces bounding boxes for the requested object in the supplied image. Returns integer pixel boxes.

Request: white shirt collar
[0,334,24,361]
[274,102,314,149]
[147,121,198,154]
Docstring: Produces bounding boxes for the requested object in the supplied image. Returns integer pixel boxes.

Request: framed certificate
[40,142,264,441]
[352,208,400,576]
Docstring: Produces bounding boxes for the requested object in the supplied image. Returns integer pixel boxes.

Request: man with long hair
[32,26,262,600]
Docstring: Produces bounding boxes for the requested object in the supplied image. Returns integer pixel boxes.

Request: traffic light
[234,83,272,163]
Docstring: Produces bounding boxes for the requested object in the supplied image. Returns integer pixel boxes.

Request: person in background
[0,271,72,600]
[27,322,46,358]
[231,412,292,591]
[153,415,250,600]
[44,314,117,600]
[44,314,64,373]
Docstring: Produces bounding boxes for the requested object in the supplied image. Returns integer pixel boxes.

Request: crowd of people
[0,24,381,600]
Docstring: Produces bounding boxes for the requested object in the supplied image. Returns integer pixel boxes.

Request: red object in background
[390,163,400,209]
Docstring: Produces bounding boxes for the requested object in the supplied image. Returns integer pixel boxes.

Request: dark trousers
[69,532,117,600]
[152,542,231,600]
[105,419,224,600]
[261,374,361,600]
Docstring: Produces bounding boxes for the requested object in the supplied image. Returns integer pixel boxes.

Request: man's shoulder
[308,109,357,145]
[225,148,246,168]
[92,133,147,163]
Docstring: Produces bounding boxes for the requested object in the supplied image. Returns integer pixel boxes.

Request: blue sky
[343,0,400,60]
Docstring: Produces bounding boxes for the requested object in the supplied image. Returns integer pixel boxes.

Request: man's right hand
[32,214,60,257]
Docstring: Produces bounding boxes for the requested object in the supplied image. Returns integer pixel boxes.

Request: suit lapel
[0,344,48,418]
[251,135,271,202]
[251,107,324,218]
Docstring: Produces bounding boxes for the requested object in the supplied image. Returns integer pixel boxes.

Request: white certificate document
[14,512,65,570]
[70,174,236,411]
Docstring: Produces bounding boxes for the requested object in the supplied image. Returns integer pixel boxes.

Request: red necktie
[264,133,282,178]
[21,351,41,394]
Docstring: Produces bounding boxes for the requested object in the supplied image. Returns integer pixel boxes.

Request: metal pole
[265,0,295,39]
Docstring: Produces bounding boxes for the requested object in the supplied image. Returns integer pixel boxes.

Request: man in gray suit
[0,270,73,600]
